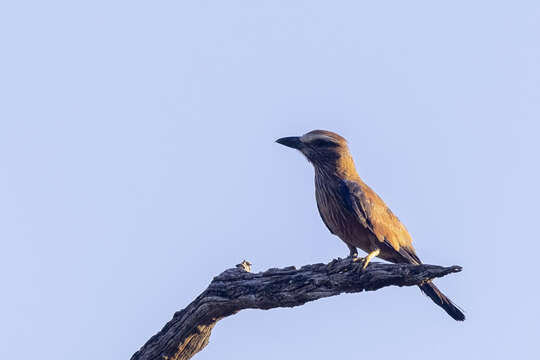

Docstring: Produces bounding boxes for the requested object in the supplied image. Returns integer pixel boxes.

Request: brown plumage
[276,129,465,321]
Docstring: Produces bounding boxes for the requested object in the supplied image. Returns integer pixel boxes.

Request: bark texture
[131,258,462,360]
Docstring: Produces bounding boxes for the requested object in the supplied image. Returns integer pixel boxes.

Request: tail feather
[419,281,465,321]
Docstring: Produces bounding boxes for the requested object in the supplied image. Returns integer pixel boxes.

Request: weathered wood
[131,258,462,360]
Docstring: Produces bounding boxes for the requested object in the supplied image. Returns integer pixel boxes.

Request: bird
[276,129,465,321]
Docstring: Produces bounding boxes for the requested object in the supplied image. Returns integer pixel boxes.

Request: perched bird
[276,129,465,321]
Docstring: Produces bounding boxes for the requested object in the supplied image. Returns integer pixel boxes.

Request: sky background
[1,1,539,359]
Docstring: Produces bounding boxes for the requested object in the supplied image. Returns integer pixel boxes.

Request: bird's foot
[352,256,368,270]
[352,256,367,273]
[348,254,359,262]
[350,254,366,268]
[352,249,380,270]
[360,249,380,270]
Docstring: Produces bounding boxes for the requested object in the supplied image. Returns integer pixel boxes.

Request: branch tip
[236,260,252,272]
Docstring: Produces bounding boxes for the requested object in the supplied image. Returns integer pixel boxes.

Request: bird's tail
[419,281,465,321]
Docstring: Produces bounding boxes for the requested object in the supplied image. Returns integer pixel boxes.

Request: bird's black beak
[275,136,303,149]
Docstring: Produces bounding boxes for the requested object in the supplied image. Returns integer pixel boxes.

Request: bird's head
[276,130,355,174]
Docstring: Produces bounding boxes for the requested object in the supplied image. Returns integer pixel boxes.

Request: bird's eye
[311,139,339,147]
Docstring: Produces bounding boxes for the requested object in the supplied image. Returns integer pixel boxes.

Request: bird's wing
[340,180,421,264]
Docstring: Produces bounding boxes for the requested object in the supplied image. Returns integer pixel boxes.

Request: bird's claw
[352,249,380,271]
[358,249,380,270]
[352,256,367,272]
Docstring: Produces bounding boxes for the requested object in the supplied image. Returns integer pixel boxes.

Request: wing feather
[341,180,421,264]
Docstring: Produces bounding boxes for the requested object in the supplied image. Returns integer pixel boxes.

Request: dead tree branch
[131,258,462,360]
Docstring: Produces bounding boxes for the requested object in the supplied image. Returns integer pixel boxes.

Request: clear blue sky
[1,1,538,359]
